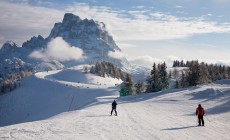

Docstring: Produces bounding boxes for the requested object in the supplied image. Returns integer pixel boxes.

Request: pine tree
[91,61,124,79]
[120,74,135,96]
[83,66,89,73]
[160,62,169,90]
[168,70,172,79]
[198,63,211,84]
[173,61,176,67]
[135,81,146,94]
[208,64,215,82]
[175,80,180,88]
[118,69,124,80]
[180,60,184,67]
[90,66,95,74]
[227,67,230,79]
[147,62,169,92]
[180,70,188,87]
[172,68,179,80]
[147,63,159,92]
[175,60,230,88]
[186,61,200,86]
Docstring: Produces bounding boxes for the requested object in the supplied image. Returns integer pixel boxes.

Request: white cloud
[166,56,181,61]
[108,51,125,59]
[128,56,163,68]
[212,0,230,4]
[215,60,230,66]
[117,43,138,49]
[128,55,230,68]
[150,12,179,21]
[128,10,150,20]
[0,1,64,45]
[132,6,145,9]
[7,0,29,4]
[199,59,230,66]
[176,5,183,8]
[0,36,5,48]
[0,1,229,68]
[5,0,53,5]
[166,56,181,67]
[66,3,230,41]
[1,1,230,48]
[29,0,54,6]
[30,37,84,62]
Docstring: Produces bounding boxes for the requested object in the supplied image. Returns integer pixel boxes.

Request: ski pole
[68,95,75,111]
[204,115,211,122]
[73,96,77,110]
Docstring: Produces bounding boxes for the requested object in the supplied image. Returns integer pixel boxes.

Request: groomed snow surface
[0,65,230,140]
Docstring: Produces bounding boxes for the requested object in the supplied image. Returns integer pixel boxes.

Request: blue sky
[1,0,230,66]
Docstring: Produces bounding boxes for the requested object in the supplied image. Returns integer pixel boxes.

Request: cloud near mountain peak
[30,37,84,62]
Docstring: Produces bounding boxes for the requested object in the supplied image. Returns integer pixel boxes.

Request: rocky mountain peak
[47,13,121,52]
[2,41,19,49]
[0,41,19,55]
[0,41,22,60]
[62,13,81,25]
[22,35,46,49]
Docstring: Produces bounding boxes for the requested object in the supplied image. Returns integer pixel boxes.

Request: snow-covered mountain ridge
[0,13,130,77]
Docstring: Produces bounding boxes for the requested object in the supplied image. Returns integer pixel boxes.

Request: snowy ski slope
[0,66,230,140]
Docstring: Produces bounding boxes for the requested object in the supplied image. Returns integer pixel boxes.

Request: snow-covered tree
[198,63,211,84]
[172,68,180,80]
[175,80,180,88]
[135,81,146,94]
[147,63,158,92]
[147,62,169,92]
[90,61,124,80]
[159,62,169,90]
[186,61,200,86]
[120,74,135,96]
[168,70,172,79]
[83,66,89,73]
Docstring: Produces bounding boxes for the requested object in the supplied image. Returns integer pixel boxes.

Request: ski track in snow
[0,67,230,140]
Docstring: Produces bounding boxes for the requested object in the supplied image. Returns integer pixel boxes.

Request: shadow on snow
[162,125,198,131]
[188,85,230,115]
[0,75,119,127]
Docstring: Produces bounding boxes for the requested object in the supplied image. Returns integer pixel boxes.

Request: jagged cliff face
[0,41,26,62]
[0,13,130,75]
[47,13,120,52]
[22,35,46,49]
[46,13,126,66]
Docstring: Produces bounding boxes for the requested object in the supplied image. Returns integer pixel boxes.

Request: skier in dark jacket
[196,104,205,126]
[111,100,117,116]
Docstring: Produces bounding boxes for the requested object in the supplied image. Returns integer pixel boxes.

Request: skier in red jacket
[196,104,205,126]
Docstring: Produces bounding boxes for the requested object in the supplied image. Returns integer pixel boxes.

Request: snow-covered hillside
[0,67,230,140]
[0,65,122,127]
